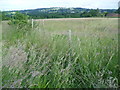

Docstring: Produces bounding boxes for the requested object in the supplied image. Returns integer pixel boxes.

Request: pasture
[2,18,119,88]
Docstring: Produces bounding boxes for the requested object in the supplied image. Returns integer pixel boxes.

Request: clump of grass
[2,18,118,88]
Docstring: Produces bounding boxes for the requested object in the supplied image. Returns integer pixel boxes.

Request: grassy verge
[2,18,118,88]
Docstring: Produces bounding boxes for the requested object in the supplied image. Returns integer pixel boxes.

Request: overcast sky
[0,0,119,11]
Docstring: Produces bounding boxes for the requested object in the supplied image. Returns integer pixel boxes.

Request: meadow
[2,18,119,88]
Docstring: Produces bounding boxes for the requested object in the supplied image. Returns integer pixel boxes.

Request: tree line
[1,8,120,20]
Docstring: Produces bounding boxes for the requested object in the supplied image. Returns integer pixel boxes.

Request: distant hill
[2,7,117,19]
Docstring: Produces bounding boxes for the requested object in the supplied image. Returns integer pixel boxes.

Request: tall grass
[0,18,2,89]
[2,18,118,88]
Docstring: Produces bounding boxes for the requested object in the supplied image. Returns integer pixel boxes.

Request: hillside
[2,7,117,19]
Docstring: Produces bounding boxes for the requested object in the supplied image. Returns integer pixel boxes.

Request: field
[2,18,119,88]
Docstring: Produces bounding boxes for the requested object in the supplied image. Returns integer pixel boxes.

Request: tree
[2,12,11,20]
[116,7,120,14]
[8,12,30,30]
[0,11,2,21]
[80,11,91,17]
[89,9,100,17]
[103,12,109,17]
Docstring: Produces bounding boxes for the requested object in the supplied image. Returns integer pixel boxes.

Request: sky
[0,0,120,11]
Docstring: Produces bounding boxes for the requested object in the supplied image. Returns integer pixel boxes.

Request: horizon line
[1,7,118,12]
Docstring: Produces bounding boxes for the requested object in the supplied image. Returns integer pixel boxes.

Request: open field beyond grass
[2,18,119,88]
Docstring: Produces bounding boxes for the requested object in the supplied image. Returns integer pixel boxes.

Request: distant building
[106,13,120,17]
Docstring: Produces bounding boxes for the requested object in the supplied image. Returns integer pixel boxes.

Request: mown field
[2,18,119,88]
